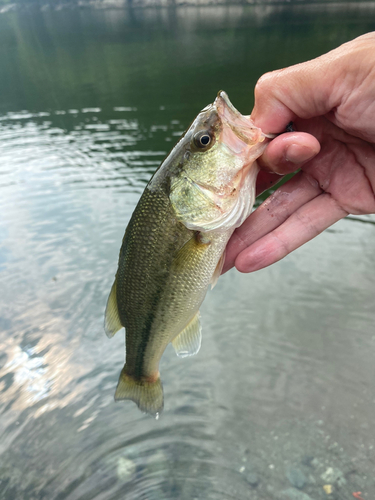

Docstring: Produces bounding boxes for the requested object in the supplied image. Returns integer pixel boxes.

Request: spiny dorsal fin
[172,312,202,358]
[104,278,122,338]
[210,250,226,290]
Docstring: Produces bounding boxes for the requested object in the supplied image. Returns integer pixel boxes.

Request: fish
[104,91,272,417]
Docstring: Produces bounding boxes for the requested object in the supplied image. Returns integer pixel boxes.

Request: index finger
[223,170,322,273]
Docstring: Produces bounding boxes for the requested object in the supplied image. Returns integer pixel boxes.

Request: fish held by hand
[104,91,271,417]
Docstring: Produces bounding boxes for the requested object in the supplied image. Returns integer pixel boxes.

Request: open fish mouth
[215,90,275,153]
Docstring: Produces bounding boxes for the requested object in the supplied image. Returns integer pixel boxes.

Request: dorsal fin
[104,278,123,338]
[172,312,202,358]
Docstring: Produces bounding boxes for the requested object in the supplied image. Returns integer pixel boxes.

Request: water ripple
[1,101,375,499]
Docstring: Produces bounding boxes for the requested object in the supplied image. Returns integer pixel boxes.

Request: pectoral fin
[172,312,202,358]
[172,232,211,272]
[104,278,122,338]
[210,250,225,290]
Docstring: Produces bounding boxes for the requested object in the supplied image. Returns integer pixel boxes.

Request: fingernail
[286,144,316,164]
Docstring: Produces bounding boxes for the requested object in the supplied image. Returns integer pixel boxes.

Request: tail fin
[115,367,164,417]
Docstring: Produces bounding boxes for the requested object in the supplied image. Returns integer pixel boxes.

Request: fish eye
[194,131,213,149]
[200,134,210,146]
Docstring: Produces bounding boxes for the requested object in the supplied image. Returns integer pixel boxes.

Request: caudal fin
[115,367,164,417]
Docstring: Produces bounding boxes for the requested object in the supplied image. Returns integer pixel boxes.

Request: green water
[0,3,375,500]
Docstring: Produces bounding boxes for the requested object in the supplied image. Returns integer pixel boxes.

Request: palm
[267,114,375,214]
[224,114,375,273]
[301,116,375,215]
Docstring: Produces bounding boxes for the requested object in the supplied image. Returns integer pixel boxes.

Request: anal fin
[172,312,202,358]
[104,278,122,338]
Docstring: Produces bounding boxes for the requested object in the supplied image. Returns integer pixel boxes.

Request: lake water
[0,3,375,499]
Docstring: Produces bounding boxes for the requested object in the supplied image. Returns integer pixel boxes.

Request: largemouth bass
[105,91,271,416]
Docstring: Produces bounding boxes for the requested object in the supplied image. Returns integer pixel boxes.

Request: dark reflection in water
[0,3,375,500]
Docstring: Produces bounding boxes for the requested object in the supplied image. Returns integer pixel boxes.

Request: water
[0,3,375,499]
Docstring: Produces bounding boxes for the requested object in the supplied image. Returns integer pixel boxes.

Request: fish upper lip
[214,90,263,147]
[216,90,241,117]
[215,90,242,122]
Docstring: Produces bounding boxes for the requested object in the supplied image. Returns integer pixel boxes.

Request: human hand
[224,32,375,274]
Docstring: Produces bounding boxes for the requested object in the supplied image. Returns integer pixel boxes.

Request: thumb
[250,32,375,134]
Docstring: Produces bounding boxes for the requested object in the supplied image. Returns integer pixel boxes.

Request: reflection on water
[0,3,375,500]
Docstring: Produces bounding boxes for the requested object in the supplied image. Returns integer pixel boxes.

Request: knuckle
[254,71,275,95]
[271,231,291,258]
[255,69,285,95]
